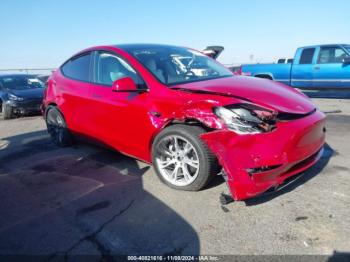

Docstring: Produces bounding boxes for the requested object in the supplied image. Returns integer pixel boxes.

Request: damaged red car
[43,44,326,200]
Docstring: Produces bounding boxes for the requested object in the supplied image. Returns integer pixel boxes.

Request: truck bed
[241,63,292,86]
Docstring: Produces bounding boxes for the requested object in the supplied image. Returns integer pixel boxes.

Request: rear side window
[299,48,315,64]
[61,53,91,82]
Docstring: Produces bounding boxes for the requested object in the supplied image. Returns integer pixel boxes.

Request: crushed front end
[5,98,43,116]
[200,104,326,201]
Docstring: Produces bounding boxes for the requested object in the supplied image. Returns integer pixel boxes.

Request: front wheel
[152,125,219,191]
[1,103,13,120]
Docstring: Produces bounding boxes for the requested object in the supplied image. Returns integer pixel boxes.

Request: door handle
[92,93,102,99]
[314,66,320,70]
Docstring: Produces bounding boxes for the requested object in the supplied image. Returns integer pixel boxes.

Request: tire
[1,103,13,120]
[152,124,219,191]
[45,106,73,147]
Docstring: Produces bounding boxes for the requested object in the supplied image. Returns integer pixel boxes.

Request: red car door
[89,50,154,160]
[58,52,95,135]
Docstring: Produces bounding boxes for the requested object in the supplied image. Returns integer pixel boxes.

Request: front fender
[147,100,225,160]
[171,99,225,129]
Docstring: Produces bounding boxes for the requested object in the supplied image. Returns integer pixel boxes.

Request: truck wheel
[152,124,219,191]
[1,103,13,120]
[45,106,73,147]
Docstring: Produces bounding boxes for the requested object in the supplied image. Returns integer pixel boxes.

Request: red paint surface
[43,45,326,200]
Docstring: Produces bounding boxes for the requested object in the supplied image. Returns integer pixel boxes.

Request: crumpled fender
[149,99,227,137]
[147,99,227,156]
[170,99,225,129]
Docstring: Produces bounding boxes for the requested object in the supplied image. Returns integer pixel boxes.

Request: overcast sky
[1,0,349,69]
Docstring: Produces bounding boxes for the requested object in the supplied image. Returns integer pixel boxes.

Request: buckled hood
[174,76,315,114]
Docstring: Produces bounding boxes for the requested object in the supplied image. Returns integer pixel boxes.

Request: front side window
[299,48,315,64]
[344,45,350,54]
[125,46,233,85]
[0,76,44,90]
[317,46,348,64]
[94,52,145,88]
[61,53,91,82]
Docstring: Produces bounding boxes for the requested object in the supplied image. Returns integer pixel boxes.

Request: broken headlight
[8,93,24,101]
[214,104,277,134]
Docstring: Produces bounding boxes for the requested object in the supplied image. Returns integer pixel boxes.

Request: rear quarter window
[61,53,91,82]
[299,48,315,64]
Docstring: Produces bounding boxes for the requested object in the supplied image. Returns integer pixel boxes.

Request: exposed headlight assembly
[8,93,24,101]
[214,103,277,134]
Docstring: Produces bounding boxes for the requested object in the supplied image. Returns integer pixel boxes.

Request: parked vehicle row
[0,74,45,119]
[42,44,326,200]
[238,44,350,88]
[276,58,293,64]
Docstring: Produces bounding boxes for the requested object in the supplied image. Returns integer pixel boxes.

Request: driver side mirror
[112,77,137,92]
[343,57,350,64]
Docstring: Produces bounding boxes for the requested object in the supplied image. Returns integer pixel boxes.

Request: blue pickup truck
[239,44,350,88]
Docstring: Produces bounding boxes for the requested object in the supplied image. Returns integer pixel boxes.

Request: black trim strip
[277,108,316,121]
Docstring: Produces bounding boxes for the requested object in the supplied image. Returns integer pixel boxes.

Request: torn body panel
[147,99,227,160]
[172,100,226,129]
[201,110,326,200]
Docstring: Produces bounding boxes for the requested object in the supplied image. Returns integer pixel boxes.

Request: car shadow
[204,175,225,190]
[302,89,350,99]
[0,130,200,257]
[243,143,334,206]
[328,251,350,262]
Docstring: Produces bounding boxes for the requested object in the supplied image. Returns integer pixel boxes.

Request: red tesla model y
[43,44,326,200]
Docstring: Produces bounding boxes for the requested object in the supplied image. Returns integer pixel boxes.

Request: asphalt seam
[46,200,135,261]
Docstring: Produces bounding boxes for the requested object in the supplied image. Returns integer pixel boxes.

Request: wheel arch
[148,115,221,163]
[254,73,274,80]
[164,118,213,130]
[44,103,64,121]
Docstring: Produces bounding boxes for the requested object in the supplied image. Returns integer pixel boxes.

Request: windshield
[0,76,44,90]
[126,46,233,85]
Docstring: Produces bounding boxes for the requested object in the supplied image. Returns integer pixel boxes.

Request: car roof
[0,74,37,79]
[299,44,350,49]
[115,43,183,51]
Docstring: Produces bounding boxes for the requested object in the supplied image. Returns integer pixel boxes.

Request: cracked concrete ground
[0,91,349,260]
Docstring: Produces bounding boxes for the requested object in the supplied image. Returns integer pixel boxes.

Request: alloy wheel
[46,109,65,143]
[155,135,200,186]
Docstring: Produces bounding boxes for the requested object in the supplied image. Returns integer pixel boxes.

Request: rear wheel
[152,125,219,191]
[45,106,72,147]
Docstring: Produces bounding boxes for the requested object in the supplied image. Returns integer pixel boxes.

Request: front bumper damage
[201,110,326,201]
[6,99,42,115]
